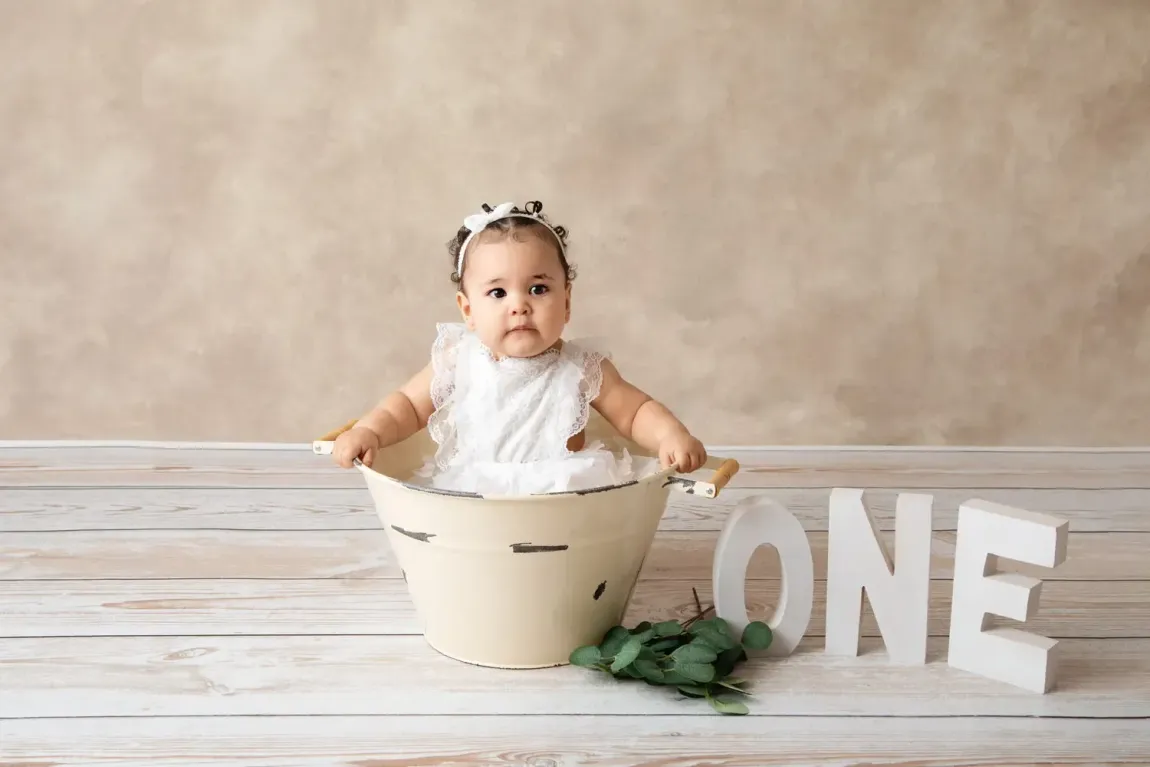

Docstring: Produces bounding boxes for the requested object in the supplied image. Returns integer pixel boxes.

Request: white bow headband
[455,201,566,276]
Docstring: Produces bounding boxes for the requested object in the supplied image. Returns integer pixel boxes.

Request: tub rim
[351,455,689,502]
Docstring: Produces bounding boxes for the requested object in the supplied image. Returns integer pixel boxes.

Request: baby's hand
[332,426,381,469]
[659,431,707,474]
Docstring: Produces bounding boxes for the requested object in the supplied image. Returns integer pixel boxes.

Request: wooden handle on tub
[312,418,359,455]
[707,458,740,494]
[666,456,740,498]
[318,418,358,443]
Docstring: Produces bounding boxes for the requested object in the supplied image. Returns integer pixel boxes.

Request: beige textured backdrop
[1,0,1148,446]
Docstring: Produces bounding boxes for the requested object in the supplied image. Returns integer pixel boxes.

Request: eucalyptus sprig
[569,592,772,715]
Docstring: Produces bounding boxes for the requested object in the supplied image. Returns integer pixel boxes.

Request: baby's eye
[530,284,548,295]
[487,288,506,299]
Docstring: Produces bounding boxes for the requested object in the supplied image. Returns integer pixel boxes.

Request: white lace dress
[414,323,658,496]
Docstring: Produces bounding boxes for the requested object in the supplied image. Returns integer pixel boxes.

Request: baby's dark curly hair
[447,200,576,288]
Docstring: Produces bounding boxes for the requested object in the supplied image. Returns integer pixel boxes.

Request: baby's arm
[592,358,707,473]
[332,364,435,468]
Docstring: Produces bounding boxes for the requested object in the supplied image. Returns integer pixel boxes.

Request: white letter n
[824,487,933,665]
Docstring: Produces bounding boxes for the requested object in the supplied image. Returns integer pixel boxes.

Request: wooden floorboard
[3,716,1149,767]
[2,442,1148,766]
[4,444,1150,488]
[2,577,1144,639]
[4,485,1149,532]
[2,528,1144,581]
[2,635,1147,718]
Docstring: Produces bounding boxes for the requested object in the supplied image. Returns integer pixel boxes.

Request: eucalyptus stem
[681,604,715,630]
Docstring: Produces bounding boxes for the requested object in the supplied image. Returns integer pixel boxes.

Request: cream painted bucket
[313,412,739,669]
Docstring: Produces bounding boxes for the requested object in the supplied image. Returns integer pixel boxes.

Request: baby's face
[456,232,570,358]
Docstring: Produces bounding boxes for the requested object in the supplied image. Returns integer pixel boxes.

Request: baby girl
[331,200,707,495]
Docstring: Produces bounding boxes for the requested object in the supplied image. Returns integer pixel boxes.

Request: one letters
[712,488,1069,693]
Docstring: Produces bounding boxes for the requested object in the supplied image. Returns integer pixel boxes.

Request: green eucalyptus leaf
[714,646,747,678]
[688,634,718,653]
[649,637,685,654]
[634,658,664,683]
[676,684,708,698]
[707,694,749,715]
[619,664,643,679]
[610,636,643,672]
[716,680,752,696]
[694,617,733,636]
[599,625,630,657]
[630,621,653,634]
[691,636,722,654]
[698,633,738,655]
[672,643,718,664]
[694,624,739,651]
[654,620,683,637]
[687,617,721,633]
[741,621,773,650]
[569,645,602,667]
[675,662,716,683]
[661,669,693,686]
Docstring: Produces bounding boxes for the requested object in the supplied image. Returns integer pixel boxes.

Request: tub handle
[311,418,358,455]
[666,456,740,499]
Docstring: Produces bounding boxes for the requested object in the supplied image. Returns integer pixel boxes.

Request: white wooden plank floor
[2,443,1149,766]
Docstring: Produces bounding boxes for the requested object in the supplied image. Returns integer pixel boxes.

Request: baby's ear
[456,290,473,326]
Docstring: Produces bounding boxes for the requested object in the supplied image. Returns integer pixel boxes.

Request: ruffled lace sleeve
[561,338,611,436]
[429,322,467,410]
